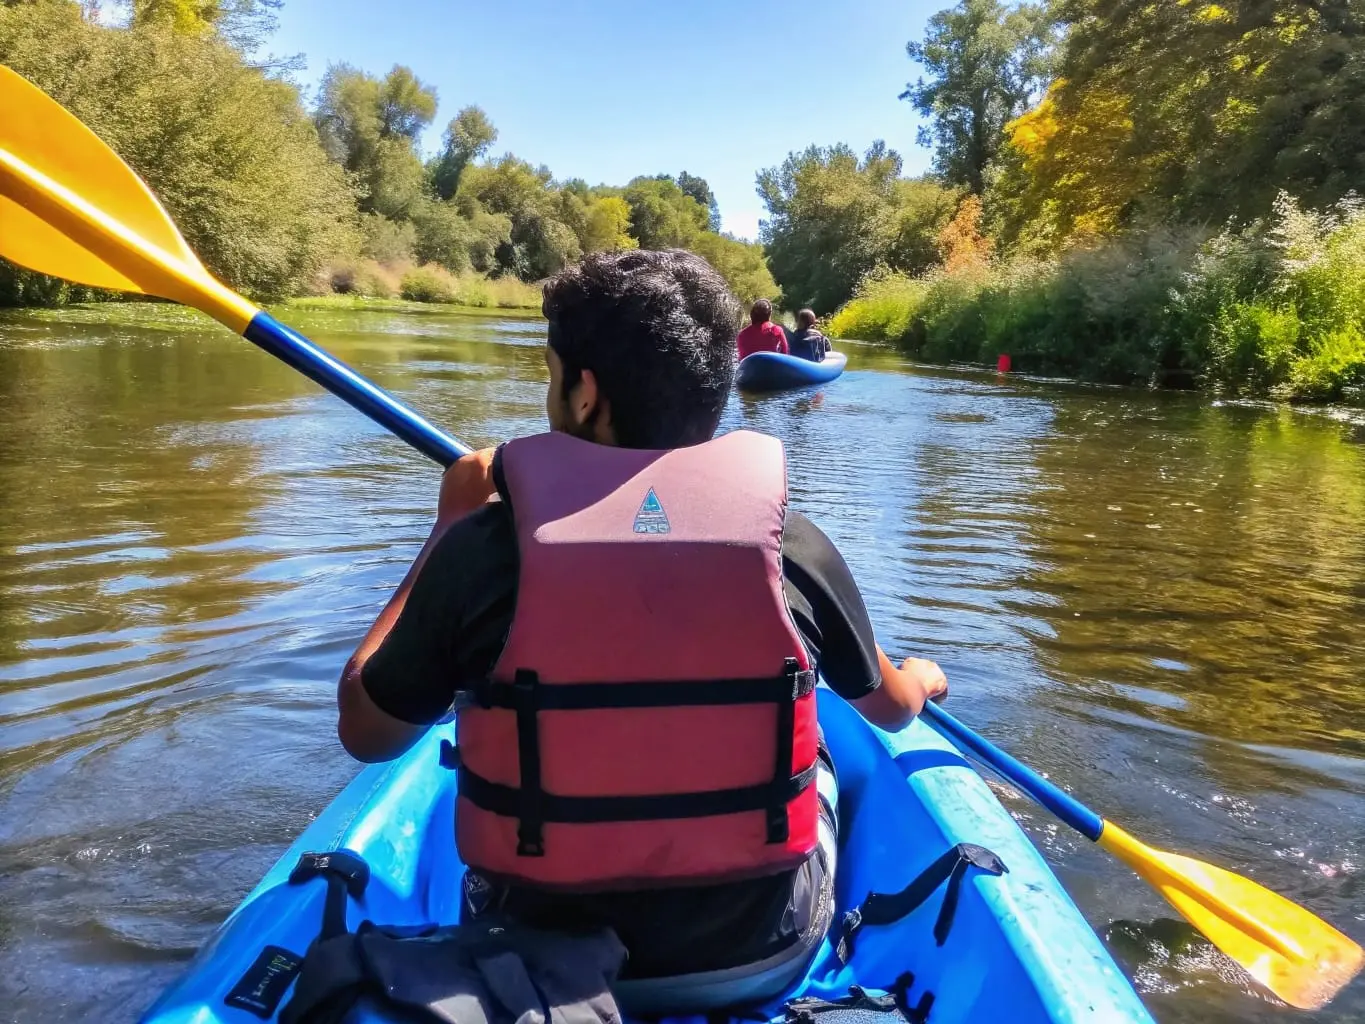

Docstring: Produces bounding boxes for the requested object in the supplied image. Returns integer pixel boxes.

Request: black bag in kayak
[278,915,628,1024]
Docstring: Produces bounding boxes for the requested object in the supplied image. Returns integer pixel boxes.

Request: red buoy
[997,353,1012,373]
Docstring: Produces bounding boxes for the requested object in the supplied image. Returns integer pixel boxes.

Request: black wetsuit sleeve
[361,501,518,725]
[781,512,881,701]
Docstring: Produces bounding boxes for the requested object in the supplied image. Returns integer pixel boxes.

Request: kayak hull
[736,351,847,392]
[140,689,1153,1024]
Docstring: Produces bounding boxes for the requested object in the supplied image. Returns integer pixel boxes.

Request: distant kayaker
[787,309,830,363]
[736,297,789,358]
[336,250,946,1008]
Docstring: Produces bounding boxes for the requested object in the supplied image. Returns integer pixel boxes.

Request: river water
[0,304,1362,1023]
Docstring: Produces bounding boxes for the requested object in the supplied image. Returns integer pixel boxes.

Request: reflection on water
[0,307,1362,1022]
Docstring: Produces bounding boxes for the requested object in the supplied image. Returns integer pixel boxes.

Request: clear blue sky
[267,0,941,240]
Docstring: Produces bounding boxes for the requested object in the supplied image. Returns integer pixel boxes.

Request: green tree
[623,176,709,249]
[758,141,956,313]
[1036,0,1365,228]
[689,232,779,304]
[457,156,582,279]
[0,0,358,301]
[130,0,219,33]
[888,177,964,273]
[902,0,1058,193]
[314,63,436,220]
[429,105,497,201]
[677,170,722,232]
[410,199,473,273]
[582,196,637,252]
[454,197,513,273]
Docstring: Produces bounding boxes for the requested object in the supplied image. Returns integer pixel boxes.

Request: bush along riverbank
[827,194,1365,404]
[310,259,542,309]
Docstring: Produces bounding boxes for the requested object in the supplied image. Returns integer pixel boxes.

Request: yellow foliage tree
[582,197,637,253]
[131,0,219,34]
[937,194,993,272]
[995,79,1152,248]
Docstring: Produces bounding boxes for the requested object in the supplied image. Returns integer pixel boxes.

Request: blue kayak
[737,351,847,392]
[141,689,1152,1023]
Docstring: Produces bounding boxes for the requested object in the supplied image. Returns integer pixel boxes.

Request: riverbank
[826,195,1365,406]
[0,296,545,334]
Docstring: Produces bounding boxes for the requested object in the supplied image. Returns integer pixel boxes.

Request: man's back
[361,496,881,976]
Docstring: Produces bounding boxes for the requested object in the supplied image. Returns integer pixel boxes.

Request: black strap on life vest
[836,843,1007,963]
[458,658,818,857]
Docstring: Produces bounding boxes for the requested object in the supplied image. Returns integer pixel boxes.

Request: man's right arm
[853,649,948,731]
[782,513,947,732]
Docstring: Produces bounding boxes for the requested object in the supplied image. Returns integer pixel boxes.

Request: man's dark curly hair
[543,249,740,449]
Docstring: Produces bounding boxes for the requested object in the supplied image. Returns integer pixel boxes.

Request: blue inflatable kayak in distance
[140,689,1153,1024]
[737,351,847,392]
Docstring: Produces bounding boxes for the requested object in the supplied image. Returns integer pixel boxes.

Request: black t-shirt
[362,500,880,975]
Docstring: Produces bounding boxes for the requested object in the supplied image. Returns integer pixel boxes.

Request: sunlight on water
[1,308,1362,1023]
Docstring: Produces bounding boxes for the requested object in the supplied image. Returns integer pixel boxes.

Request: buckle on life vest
[765,658,803,844]
[438,740,462,770]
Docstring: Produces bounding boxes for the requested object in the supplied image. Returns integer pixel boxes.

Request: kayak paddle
[0,65,467,468]
[1,63,1360,1011]
[921,701,1362,1010]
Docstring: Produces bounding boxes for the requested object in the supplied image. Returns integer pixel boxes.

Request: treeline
[782,0,1365,403]
[0,0,776,308]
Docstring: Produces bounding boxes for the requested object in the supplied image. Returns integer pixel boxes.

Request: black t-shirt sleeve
[781,512,881,701]
[361,501,518,726]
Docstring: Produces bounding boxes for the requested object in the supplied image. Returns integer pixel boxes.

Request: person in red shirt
[735,298,789,359]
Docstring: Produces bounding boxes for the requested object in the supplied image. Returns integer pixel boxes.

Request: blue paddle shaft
[243,311,471,467]
[921,702,1105,842]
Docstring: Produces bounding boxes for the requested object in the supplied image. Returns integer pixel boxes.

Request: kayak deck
[736,352,847,392]
[141,690,1152,1024]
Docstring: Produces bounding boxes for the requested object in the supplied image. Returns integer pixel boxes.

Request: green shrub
[452,276,492,308]
[1286,325,1365,402]
[399,264,459,303]
[822,195,1365,403]
[321,259,400,299]
[1205,301,1300,394]
[826,272,927,342]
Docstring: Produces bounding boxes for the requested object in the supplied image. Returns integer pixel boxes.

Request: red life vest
[455,429,819,891]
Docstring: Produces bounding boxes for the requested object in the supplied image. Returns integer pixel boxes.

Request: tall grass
[826,193,1365,403]
[307,259,541,310]
[398,265,541,308]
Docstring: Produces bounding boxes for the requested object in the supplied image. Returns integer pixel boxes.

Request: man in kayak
[337,249,946,1003]
[787,308,830,363]
[736,297,789,358]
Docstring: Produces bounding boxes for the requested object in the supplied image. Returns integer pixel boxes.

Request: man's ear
[570,367,600,428]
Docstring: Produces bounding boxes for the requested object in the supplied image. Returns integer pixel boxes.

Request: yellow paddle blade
[1099,821,1363,1010]
[0,65,199,289]
[0,65,256,332]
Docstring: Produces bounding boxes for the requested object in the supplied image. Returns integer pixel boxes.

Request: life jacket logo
[633,487,671,534]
